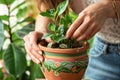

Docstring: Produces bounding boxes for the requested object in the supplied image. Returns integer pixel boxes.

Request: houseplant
[38,0,89,80]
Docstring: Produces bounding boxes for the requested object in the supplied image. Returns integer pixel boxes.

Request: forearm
[101,0,120,19]
[70,0,84,14]
[35,15,50,34]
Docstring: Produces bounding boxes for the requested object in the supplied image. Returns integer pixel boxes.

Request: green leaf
[48,23,56,32]
[4,23,9,31]
[68,12,78,23]
[17,8,27,18]
[51,34,65,43]
[58,25,68,35]
[40,9,55,19]
[42,33,52,39]
[30,62,44,80]
[16,23,34,39]
[12,33,24,47]
[0,69,4,80]
[57,0,69,15]
[0,0,15,5]
[0,20,4,50]
[5,75,16,80]
[0,50,4,59]
[10,1,25,12]
[59,43,68,48]
[0,15,9,21]
[3,43,27,78]
[60,12,78,27]
[18,17,35,24]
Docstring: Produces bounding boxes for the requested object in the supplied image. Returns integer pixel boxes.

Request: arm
[35,15,50,34]
[24,3,52,64]
[35,0,85,32]
[70,0,120,18]
[70,0,84,14]
[66,0,120,41]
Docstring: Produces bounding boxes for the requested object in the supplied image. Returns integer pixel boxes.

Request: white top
[81,0,120,43]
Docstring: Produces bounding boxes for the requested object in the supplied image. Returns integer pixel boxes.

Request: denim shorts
[84,36,120,80]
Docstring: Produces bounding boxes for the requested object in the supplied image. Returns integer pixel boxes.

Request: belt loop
[118,44,120,55]
[103,44,108,54]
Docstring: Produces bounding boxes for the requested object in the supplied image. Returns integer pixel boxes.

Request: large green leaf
[0,69,4,80]
[0,15,9,21]
[12,33,24,47]
[0,20,4,50]
[30,62,44,80]
[3,43,27,78]
[57,0,69,15]
[16,23,34,39]
[17,17,35,24]
[0,0,15,5]
[0,50,4,59]
[5,75,16,80]
[10,1,25,12]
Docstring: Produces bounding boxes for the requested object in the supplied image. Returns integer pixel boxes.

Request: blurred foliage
[0,0,44,80]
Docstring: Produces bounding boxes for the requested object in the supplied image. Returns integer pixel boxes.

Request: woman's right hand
[23,31,52,64]
[23,31,43,64]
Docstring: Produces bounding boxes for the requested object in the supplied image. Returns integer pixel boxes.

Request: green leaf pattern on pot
[43,60,87,76]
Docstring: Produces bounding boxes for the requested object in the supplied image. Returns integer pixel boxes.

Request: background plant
[0,0,44,80]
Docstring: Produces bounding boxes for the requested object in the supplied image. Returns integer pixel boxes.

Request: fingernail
[36,59,40,64]
[39,58,43,62]
[38,51,42,55]
[65,35,69,39]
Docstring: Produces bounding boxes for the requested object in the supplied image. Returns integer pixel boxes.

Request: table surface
[35,79,46,80]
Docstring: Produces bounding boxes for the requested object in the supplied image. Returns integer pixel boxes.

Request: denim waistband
[94,36,120,53]
[95,36,120,46]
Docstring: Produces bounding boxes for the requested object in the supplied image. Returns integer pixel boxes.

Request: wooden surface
[35,79,46,80]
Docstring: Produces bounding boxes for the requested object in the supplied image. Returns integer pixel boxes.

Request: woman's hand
[66,1,113,41]
[23,31,51,64]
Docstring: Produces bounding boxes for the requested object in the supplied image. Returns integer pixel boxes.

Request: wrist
[35,29,47,35]
[100,1,115,18]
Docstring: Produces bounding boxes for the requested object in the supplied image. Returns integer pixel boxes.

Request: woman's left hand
[66,1,113,41]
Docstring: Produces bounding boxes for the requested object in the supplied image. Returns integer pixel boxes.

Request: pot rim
[38,41,89,54]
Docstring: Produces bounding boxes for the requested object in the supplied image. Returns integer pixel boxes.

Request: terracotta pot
[38,41,89,80]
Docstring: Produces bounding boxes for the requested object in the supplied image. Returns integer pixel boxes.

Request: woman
[24,0,120,80]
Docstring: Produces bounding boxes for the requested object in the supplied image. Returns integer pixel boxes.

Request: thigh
[84,37,120,80]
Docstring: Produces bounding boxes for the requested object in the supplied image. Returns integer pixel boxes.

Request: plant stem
[5,2,13,43]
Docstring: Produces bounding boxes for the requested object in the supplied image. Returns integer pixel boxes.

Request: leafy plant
[0,0,44,80]
[40,0,83,48]
[0,20,4,50]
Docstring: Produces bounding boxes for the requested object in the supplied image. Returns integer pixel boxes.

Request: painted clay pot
[38,40,89,80]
